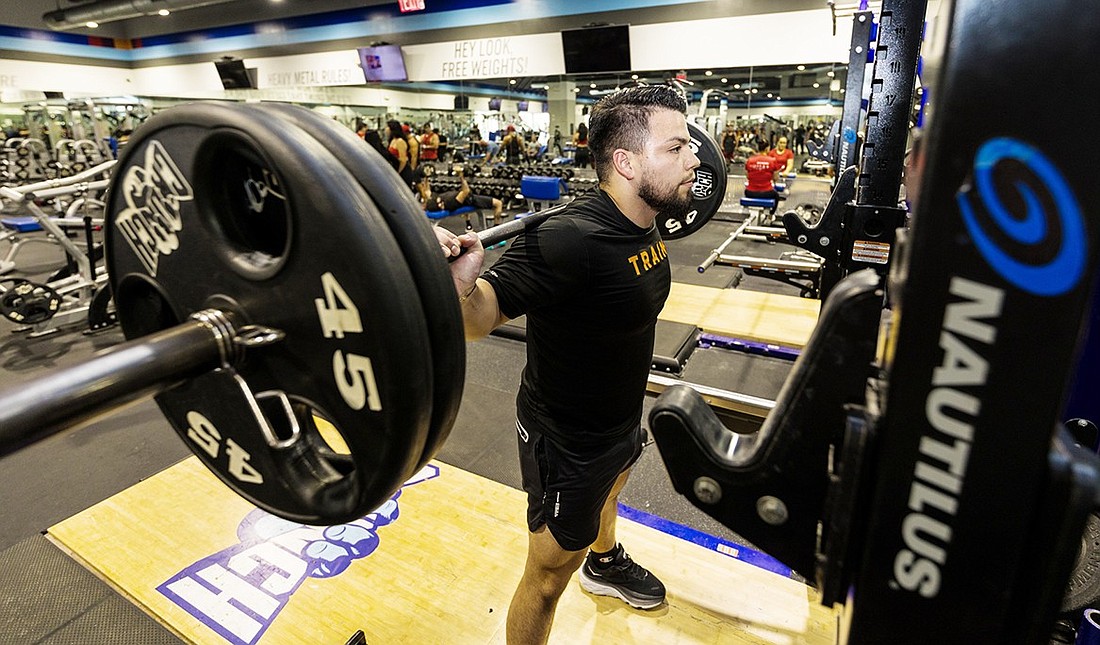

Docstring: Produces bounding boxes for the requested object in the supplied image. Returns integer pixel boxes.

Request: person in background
[468,125,484,156]
[769,135,795,176]
[743,138,785,213]
[794,123,807,155]
[404,123,420,172]
[434,84,700,644]
[385,120,413,188]
[420,124,440,166]
[527,130,546,160]
[572,122,590,168]
[486,137,501,164]
[413,165,503,229]
[435,128,449,162]
[721,123,737,169]
[501,125,526,165]
[364,129,399,172]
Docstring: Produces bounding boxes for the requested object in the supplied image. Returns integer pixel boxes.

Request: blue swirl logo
[956,138,1086,296]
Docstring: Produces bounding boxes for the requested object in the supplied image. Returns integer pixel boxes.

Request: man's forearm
[460,279,504,341]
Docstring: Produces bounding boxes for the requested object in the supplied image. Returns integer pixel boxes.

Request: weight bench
[739,196,780,228]
[425,205,484,231]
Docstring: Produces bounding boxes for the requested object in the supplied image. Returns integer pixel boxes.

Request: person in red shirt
[744,139,785,212]
[419,124,439,164]
[769,135,795,175]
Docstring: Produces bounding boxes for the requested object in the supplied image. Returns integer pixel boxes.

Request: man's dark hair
[756,138,770,152]
[588,85,687,181]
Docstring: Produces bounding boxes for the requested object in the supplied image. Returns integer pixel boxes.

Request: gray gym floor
[0,165,832,643]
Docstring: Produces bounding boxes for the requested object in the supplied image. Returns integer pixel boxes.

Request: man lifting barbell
[436,85,700,645]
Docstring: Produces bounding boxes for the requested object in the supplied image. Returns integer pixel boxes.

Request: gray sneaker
[579,543,666,609]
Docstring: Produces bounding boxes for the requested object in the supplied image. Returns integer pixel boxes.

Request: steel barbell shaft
[475,202,569,249]
[0,311,268,459]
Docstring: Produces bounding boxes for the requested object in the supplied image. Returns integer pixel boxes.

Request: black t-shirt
[481,189,672,448]
[423,190,461,212]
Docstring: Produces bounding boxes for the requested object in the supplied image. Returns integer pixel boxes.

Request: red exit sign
[398,0,425,12]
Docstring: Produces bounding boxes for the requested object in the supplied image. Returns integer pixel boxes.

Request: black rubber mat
[492,317,702,378]
[435,337,528,490]
[0,536,181,644]
[680,345,794,402]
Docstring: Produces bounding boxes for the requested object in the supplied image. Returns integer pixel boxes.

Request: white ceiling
[4,0,391,39]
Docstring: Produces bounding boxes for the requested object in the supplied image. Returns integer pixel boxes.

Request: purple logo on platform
[157,465,439,645]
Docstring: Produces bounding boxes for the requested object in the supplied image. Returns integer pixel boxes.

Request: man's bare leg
[506,526,586,645]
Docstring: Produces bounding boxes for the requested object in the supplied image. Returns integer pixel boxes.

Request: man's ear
[612,148,635,180]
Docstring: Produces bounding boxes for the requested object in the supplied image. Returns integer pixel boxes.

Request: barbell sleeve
[0,310,267,458]
[698,213,758,273]
[698,250,722,274]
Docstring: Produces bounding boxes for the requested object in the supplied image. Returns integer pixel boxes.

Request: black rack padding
[488,316,698,376]
[650,321,700,375]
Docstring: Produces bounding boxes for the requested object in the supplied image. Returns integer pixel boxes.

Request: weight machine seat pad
[520,176,565,200]
[648,269,883,473]
[651,321,701,375]
[1,216,42,233]
[425,205,478,221]
[740,197,778,209]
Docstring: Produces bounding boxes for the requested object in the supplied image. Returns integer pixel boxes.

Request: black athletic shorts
[431,192,495,212]
[744,188,779,201]
[516,419,644,552]
[440,193,494,212]
[466,194,494,210]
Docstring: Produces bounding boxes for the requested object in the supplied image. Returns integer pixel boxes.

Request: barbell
[0,102,727,525]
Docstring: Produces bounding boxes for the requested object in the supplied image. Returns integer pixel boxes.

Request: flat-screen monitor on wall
[357,44,408,82]
[214,59,257,90]
[454,95,469,110]
[488,97,502,111]
[561,24,631,74]
[517,101,529,112]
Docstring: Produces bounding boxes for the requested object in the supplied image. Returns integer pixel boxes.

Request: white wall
[0,59,133,95]
[630,10,850,71]
[0,8,853,107]
[403,33,565,82]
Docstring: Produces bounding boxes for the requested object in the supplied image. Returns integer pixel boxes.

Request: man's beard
[638,170,694,219]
